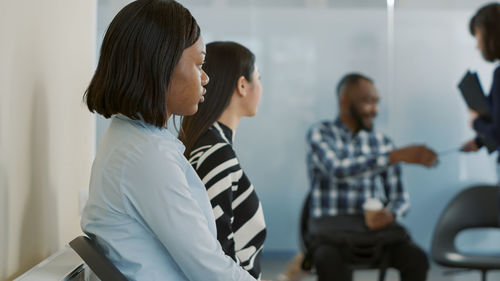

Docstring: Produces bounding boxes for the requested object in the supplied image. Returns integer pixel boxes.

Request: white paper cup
[363,198,383,228]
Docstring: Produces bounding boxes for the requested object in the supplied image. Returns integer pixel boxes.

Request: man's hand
[460,139,480,152]
[365,209,394,231]
[469,109,479,129]
[389,145,438,167]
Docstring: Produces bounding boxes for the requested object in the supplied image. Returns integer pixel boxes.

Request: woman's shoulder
[492,65,500,95]
[191,125,235,155]
[110,116,184,153]
[107,119,187,173]
[194,126,224,147]
[494,65,500,78]
[189,140,237,168]
[189,142,239,175]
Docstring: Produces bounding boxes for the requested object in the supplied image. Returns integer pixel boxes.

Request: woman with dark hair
[81,1,257,281]
[461,2,500,217]
[179,41,266,279]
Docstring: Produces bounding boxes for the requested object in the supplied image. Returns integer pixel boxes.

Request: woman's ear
[235,76,247,97]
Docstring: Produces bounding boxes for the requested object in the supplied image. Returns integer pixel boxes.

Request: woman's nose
[201,71,209,86]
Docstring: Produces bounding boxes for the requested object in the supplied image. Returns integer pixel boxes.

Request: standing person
[279,73,437,281]
[81,2,257,281]
[179,41,266,279]
[460,2,500,218]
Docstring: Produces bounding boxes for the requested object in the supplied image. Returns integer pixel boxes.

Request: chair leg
[378,268,387,281]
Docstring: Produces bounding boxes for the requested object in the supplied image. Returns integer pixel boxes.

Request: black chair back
[431,185,500,270]
[69,236,129,281]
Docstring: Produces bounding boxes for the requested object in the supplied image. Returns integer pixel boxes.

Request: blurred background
[1,0,500,280]
[98,0,500,255]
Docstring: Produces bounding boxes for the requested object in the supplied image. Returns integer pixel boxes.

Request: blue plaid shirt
[306,119,410,219]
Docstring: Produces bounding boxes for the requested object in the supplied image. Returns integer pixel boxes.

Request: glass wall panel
[96,0,499,253]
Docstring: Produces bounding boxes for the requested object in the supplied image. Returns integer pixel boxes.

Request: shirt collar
[213,121,235,145]
[115,114,186,153]
[334,117,350,135]
[115,113,150,127]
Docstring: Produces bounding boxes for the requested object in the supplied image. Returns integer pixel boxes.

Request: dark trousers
[313,240,429,281]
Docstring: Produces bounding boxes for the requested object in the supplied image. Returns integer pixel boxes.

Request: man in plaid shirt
[302,73,436,281]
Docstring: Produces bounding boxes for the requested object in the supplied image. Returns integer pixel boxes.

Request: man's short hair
[336,73,374,98]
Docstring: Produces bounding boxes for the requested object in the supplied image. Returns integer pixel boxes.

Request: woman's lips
[200,89,206,103]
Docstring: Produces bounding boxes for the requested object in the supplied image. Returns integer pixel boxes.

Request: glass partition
[96,0,499,254]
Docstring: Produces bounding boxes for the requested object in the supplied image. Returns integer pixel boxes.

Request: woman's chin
[182,106,199,117]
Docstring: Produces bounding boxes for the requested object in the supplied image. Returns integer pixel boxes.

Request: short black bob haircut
[469,2,500,62]
[84,0,200,128]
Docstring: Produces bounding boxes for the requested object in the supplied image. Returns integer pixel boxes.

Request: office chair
[69,236,129,281]
[431,185,500,281]
[300,192,388,281]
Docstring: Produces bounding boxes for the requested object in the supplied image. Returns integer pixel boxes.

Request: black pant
[313,240,429,281]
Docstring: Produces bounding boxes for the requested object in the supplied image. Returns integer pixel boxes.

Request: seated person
[80,1,257,281]
[179,41,266,279]
[280,73,437,281]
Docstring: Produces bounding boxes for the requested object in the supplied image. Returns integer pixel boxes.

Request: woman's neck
[217,108,241,132]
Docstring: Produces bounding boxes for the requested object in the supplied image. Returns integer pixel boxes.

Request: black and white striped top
[188,122,267,279]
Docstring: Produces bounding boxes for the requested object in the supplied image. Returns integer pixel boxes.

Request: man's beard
[350,105,374,131]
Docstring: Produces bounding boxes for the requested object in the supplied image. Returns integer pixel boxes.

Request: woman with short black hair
[81,1,257,281]
[469,3,500,62]
[179,41,266,279]
[461,2,500,221]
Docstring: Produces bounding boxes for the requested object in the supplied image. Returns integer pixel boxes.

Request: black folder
[458,70,492,121]
[458,70,496,152]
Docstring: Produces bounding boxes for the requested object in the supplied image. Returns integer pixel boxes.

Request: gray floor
[261,256,500,281]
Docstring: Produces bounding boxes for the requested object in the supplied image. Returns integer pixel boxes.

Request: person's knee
[389,242,429,273]
[312,245,342,268]
[399,243,429,273]
[411,245,430,272]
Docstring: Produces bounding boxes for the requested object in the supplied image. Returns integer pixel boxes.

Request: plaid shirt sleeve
[379,138,410,219]
[307,124,391,180]
[381,163,410,219]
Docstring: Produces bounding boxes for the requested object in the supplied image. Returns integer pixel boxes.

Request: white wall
[0,1,96,280]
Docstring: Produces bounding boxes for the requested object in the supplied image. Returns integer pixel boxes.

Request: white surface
[0,0,96,279]
[13,246,83,281]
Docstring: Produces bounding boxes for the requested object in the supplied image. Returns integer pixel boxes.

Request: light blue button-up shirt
[81,115,256,281]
